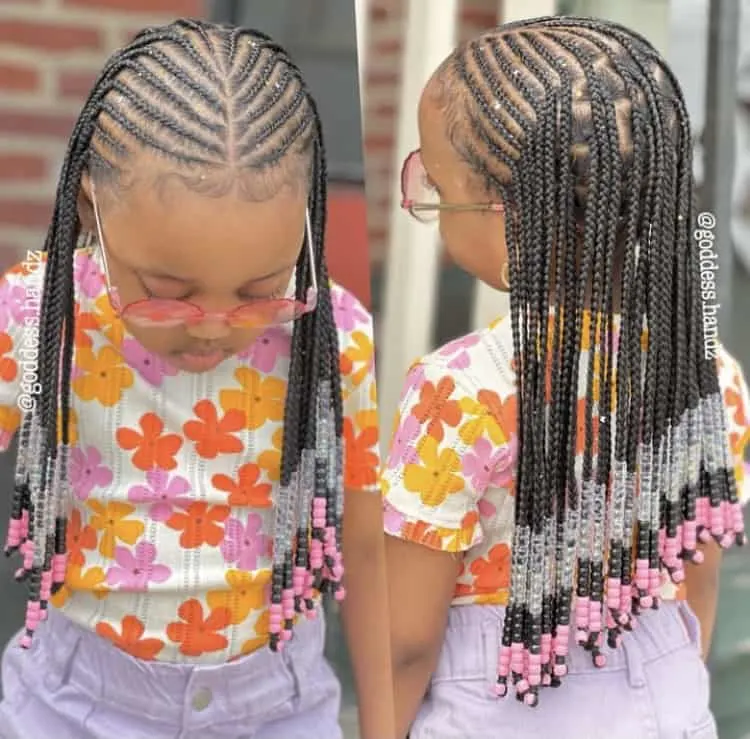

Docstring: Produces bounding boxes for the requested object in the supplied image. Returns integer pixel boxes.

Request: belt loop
[622,631,647,689]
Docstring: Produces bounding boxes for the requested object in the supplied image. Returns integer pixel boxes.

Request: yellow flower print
[49,563,108,608]
[73,346,134,407]
[354,408,378,434]
[87,500,145,558]
[457,397,505,446]
[240,608,270,656]
[343,330,374,389]
[257,427,283,482]
[403,436,463,507]
[219,368,286,431]
[92,294,125,348]
[206,569,269,626]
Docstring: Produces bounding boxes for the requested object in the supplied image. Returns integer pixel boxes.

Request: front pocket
[683,714,718,738]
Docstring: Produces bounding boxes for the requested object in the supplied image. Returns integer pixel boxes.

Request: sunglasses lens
[124,300,200,327]
[230,299,310,329]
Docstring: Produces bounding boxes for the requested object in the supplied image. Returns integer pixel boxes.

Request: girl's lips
[174,350,225,372]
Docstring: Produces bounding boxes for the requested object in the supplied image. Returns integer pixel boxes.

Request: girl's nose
[184,316,233,340]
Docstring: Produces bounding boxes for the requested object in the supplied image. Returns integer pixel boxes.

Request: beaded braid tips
[4,19,344,652]
[432,16,745,706]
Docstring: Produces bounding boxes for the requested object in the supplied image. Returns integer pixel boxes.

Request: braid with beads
[3,19,344,652]
[432,16,745,706]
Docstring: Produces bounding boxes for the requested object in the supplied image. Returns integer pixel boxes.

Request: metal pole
[701,0,740,334]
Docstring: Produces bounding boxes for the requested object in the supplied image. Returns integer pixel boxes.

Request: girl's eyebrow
[137,259,297,286]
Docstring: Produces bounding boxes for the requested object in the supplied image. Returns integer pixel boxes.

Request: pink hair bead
[4,518,22,550]
[334,585,346,601]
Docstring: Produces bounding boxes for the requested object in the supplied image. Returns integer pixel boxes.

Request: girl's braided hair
[434,16,745,705]
[4,19,344,652]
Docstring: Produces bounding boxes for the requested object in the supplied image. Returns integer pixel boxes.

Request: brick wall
[0,0,206,271]
[362,0,499,264]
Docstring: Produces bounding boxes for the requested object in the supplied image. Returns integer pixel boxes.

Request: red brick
[63,0,203,13]
[0,20,102,53]
[0,110,76,139]
[57,70,99,100]
[0,155,47,181]
[0,200,52,229]
[0,62,40,93]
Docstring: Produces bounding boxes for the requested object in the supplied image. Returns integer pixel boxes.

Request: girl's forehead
[100,178,306,281]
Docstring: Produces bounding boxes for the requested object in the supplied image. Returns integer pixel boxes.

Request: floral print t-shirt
[382,313,750,606]
[0,249,380,664]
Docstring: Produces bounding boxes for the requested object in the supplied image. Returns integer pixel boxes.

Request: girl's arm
[340,488,396,739]
[386,536,459,738]
[684,539,722,660]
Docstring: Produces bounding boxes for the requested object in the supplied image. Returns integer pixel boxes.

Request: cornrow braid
[3,19,345,651]
[434,16,745,706]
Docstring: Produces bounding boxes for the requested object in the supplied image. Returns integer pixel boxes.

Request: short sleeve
[335,286,380,494]
[0,260,39,451]
[381,360,514,553]
[718,348,750,505]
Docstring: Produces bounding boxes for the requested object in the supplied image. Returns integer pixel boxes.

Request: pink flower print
[240,327,290,373]
[477,497,497,519]
[69,445,113,501]
[439,334,481,370]
[331,288,369,332]
[221,514,269,570]
[74,252,104,299]
[0,281,27,331]
[127,468,192,522]
[403,364,426,397]
[383,500,406,535]
[106,541,171,590]
[387,414,420,468]
[462,435,518,492]
[121,338,178,387]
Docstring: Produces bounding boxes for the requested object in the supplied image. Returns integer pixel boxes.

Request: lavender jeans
[0,607,342,739]
[410,601,717,739]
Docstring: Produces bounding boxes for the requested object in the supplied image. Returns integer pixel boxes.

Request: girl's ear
[77,172,96,233]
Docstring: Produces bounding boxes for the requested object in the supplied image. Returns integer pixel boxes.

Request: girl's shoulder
[413,314,516,393]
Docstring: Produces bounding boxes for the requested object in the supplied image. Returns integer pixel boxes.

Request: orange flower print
[0,405,21,448]
[166,598,232,657]
[241,609,271,656]
[72,346,133,406]
[183,400,244,459]
[457,391,512,447]
[257,427,283,482]
[412,377,462,442]
[725,385,749,431]
[219,368,286,431]
[401,520,442,549]
[49,563,108,608]
[403,436,463,507]
[67,508,97,566]
[166,501,229,548]
[91,294,125,347]
[116,412,183,471]
[343,417,379,491]
[340,351,354,379]
[73,303,100,349]
[343,330,374,389]
[87,500,145,558]
[212,463,272,508]
[575,396,600,457]
[470,543,511,592]
[0,332,17,382]
[96,615,165,660]
[206,569,269,626]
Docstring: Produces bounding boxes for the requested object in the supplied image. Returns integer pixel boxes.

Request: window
[210,0,363,183]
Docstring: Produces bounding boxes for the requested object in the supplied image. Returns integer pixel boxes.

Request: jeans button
[191,686,213,712]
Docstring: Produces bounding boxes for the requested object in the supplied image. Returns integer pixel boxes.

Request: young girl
[383,16,750,739]
[0,19,393,739]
